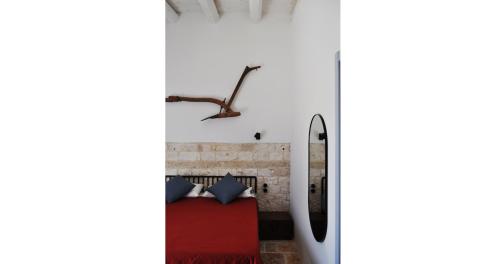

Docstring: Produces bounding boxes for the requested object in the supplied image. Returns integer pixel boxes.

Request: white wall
[290,0,340,263]
[166,13,293,143]
[166,4,340,262]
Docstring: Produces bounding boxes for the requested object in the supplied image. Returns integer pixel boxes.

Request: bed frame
[166,175,258,194]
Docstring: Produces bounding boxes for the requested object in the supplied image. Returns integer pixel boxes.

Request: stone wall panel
[166,142,290,211]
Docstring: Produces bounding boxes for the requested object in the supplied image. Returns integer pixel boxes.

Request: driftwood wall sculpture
[166,65,261,121]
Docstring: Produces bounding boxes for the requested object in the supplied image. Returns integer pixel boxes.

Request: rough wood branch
[166,65,261,121]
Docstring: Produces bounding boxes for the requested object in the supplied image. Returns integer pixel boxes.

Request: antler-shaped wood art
[166,65,261,121]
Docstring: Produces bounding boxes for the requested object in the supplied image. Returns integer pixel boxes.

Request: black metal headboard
[165,175,258,194]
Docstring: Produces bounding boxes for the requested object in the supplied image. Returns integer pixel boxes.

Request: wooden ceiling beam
[197,0,220,23]
[249,0,263,22]
[166,2,179,23]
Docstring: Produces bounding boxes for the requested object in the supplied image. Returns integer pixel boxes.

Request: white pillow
[200,191,215,198]
[200,187,255,198]
[185,184,203,197]
[239,187,255,198]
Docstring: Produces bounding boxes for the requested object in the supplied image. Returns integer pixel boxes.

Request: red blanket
[166,197,262,264]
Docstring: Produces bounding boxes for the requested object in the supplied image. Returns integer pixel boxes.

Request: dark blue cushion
[207,173,247,204]
[166,176,195,203]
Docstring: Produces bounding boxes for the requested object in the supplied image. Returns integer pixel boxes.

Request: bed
[166,176,262,264]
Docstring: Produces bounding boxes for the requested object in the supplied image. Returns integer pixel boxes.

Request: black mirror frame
[308,113,328,242]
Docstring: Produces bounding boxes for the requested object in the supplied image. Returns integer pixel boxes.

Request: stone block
[165,169,177,175]
[242,168,258,176]
[166,151,178,161]
[200,152,216,161]
[177,169,192,175]
[215,151,238,161]
[269,152,284,161]
[178,152,200,161]
[167,143,199,152]
[252,151,270,161]
[271,167,290,177]
[268,184,281,193]
[237,152,253,161]
[199,144,215,152]
[254,161,288,169]
[257,168,272,177]
[217,161,254,168]
[283,151,290,161]
[254,143,272,152]
[273,144,290,152]
[239,144,256,151]
[215,144,241,151]
[191,168,218,176]
[278,177,289,186]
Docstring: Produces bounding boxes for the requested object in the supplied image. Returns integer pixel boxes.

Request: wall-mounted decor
[166,65,261,121]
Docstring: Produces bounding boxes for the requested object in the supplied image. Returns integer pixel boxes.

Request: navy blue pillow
[207,173,247,204]
[165,176,195,203]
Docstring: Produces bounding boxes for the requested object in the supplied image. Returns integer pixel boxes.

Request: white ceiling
[167,0,296,15]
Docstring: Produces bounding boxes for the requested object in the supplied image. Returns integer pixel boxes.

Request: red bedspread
[166,197,262,264]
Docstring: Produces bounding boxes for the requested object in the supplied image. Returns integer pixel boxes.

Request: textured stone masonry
[166,143,290,211]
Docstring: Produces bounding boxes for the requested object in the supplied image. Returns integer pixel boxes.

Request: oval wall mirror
[308,114,328,242]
